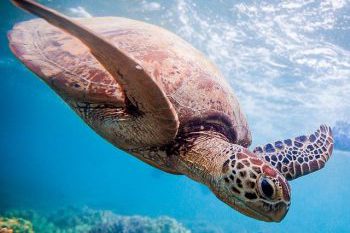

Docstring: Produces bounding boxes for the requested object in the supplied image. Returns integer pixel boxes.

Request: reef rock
[0,217,34,233]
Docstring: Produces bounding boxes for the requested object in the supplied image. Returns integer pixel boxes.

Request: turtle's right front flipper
[253,125,334,180]
[11,0,179,146]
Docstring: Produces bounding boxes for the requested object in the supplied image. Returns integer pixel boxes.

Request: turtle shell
[9,17,251,147]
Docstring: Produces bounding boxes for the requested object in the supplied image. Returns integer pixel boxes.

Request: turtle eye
[259,177,275,199]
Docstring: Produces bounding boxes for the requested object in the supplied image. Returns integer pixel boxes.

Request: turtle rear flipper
[10,0,179,146]
[253,125,334,180]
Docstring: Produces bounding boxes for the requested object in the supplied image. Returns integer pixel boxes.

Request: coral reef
[90,215,190,233]
[2,210,55,233]
[1,207,190,233]
[0,217,34,233]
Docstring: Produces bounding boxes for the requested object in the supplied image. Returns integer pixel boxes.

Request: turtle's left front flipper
[253,125,334,180]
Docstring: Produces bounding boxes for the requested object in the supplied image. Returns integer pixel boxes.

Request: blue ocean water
[1,0,350,232]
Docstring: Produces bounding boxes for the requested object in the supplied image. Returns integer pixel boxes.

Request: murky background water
[1,0,350,232]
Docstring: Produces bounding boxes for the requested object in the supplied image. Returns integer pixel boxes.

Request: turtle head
[176,133,291,222]
[211,147,291,222]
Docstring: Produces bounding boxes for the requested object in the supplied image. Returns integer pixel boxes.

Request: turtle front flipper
[11,0,179,146]
[253,125,334,180]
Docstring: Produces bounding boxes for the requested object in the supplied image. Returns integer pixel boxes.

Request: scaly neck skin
[173,131,237,186]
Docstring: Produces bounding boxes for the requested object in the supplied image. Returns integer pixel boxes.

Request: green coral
[2,207,190,233]
[0,217,34,233]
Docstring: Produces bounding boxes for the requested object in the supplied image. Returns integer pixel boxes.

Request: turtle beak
[271,203,289,222]
[220,191,289,222]
[237,201,289,222]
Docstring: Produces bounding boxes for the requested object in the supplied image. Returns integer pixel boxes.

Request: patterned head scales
[213,147,291,222]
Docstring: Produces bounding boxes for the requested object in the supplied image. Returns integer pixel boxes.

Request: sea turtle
[8,0,334,222]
